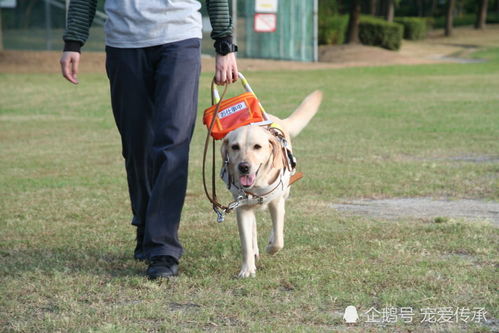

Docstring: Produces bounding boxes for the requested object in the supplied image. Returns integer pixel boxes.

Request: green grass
[1,49,498,332]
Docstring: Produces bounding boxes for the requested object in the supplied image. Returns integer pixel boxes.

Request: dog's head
[221,125,284,190]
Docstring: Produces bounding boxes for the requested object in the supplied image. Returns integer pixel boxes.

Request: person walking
[59,0,238,279]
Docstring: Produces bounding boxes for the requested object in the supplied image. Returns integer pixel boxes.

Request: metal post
[232,0,237,44]
[313,0,318,62]
[45,0,52,50]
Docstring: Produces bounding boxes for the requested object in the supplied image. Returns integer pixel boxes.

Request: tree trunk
[385,0,394,22]
[445,0,455,37]
[417,0,423,17]
[346,0,361,44]
[475,0,489,29]
[430,0,437,16]
[456,0,463,17]
[370,0,377,16]
[377,0,385,16]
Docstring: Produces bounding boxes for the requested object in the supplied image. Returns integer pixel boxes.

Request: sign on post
[255,0,278,13]
[254,13,277,33]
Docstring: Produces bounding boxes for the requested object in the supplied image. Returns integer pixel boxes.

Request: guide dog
[220,91,323,277]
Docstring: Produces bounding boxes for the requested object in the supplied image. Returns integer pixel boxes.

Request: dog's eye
[231,144,240,151]
[253,144,262,150]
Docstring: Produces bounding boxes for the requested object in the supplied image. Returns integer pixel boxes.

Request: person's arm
[206,0,239,85]
[59,0,98,84]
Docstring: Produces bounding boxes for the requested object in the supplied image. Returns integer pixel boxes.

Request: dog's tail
[281,90,323,138]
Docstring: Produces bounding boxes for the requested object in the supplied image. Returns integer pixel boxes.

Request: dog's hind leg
[266,197,285,255]
[236,207,257,278]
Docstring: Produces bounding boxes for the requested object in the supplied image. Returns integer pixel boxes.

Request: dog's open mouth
[239,174,256,188]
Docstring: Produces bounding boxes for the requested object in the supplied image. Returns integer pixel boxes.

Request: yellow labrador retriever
[221,91,323,277]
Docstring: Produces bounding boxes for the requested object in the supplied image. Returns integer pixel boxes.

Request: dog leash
[202,81,232,222]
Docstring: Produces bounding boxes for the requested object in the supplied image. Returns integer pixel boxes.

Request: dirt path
[1,25,498,74]
[331,198,499,225]
[399,24,499,61]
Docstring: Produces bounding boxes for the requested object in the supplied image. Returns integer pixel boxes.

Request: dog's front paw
[266,242,283,255]
[238,265,256,278]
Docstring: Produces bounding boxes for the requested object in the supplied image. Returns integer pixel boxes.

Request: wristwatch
[214,39,238,56]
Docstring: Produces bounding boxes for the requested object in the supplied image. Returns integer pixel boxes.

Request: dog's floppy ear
[221,137,229,161]
[269,135,284,170]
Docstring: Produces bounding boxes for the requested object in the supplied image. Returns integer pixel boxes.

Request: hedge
[432,13,499,29]
[318,14,405,50]
[358,17,404,51]
[433,14,475,28]
[319,15,348,45]
[394,17,427,40]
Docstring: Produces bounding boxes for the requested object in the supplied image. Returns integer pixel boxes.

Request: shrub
[486,13,499,24]
[433,14,475,29]
[394,17,427,40]
[319,15,349,45]
[425,17,435,31]
[432,13,499,29]
[358,17,404,51]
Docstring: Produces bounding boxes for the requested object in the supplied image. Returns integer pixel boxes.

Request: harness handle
[211,73,255,104]
[211,73,270,124]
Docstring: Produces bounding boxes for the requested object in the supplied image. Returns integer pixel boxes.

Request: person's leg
[142,38,201,262]
[105,46,155,258]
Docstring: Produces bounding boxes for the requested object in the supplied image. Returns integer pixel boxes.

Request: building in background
[0,0,318,62]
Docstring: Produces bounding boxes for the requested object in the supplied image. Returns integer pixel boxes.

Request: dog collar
[221,166,292,207]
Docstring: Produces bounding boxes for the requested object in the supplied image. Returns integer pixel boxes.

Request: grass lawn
[1,48,498,332]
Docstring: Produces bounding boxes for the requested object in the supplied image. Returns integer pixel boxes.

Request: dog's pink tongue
[240,174,255,187]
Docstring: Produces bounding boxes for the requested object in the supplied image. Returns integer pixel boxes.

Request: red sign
[254,13,277,33]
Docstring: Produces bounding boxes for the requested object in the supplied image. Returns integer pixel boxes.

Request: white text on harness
[218,101,248,119]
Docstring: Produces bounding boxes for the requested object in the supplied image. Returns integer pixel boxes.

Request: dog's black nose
[238,162,250,174]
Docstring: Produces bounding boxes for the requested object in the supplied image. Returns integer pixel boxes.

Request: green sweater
[63,0,232,52]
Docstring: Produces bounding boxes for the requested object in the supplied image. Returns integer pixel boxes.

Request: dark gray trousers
[105,38,201,261]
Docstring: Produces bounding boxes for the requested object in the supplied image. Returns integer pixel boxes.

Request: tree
[370,0,377,16]
[346,0,361,44]
[385,0,394,22]
[430,0,437,16]
[445,0,456,36]
[416,0,424,16]
[475,0,489,29]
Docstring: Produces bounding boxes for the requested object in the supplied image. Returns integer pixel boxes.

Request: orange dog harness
[203,73,270,140]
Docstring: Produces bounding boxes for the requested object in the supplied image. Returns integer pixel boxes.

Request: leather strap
[289,172,304,186]
[202,81,230,213]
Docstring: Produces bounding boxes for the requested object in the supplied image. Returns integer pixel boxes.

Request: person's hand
[215,52,238,85]
[59,51,80,84]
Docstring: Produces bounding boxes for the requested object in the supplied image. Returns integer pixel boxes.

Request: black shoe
[133,227,146,261]
[146,255,179,280]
